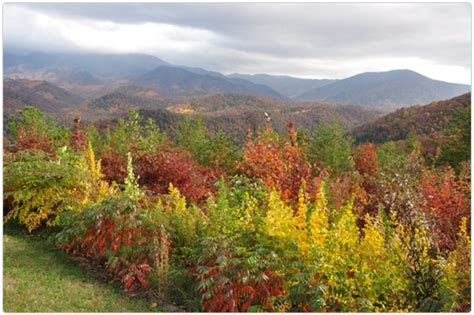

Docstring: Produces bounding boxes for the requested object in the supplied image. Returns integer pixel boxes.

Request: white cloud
[4,5,221,55]
[3,3,471,84]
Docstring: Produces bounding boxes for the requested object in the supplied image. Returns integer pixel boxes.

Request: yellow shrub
[83,141,115,202]
[262,182,331,259]
[294,183,310,256]
[357,214,411,311]
[442,217,471,311]
[309,182,329,249]
[4,149,87,232]
[162,183,206,250]
[263,189,298,248]
[318,199,359,310]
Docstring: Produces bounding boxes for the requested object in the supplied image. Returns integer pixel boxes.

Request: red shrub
[78,218,157,291]
[352,142,382,218]
[59,199,171,292]
[100,149,127,184]
[419,167,470,251]
[10,126,54,154]
[327,173,368,218]
[238,123,313,201]
[197,266,285,312]
[133,146,221,203]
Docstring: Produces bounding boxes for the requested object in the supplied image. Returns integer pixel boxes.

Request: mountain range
[3,51,471,145]
[137,94,383,144]
[4,51,470,111]
[4,51,169,78]
[133,66,287,100]
[228,73,337,98]
[3,76,383,145]
[297,70,470,111]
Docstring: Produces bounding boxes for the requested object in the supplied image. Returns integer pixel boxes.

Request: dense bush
[239,123,315,201]
[4,143,113,232]
[133,146,221,203]
[3,108,471,312]
[56,154,170,292]
[6,107,70,154]
[419,166,470,251]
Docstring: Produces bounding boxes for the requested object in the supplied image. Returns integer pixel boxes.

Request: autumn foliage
[3,107,471,312]
[11,126,54,154]
[133,146,221,203]
[239,122,313,201]
[100,149,128,183]
[197,263,285,312]
[71,118,87,152]
[353,142,378,176]
[420,167,470,251]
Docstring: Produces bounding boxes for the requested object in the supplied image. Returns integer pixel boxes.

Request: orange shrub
[238,123,313,201]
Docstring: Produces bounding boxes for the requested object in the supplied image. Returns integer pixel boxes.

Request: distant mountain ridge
[4,51,470,111]
[72,85,169,121]
[3,78,84,117]
[228,73,337,98]
[133,66,288,100]
[296,69,470,110]
[3,77,382,145]
[4,51,169,78]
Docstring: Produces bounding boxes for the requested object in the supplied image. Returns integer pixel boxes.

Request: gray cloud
[3,3,471,83]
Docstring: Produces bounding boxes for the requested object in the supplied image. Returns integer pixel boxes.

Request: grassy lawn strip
[3,226,153,312]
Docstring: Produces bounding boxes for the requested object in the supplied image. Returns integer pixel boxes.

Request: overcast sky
[3,3,471,84]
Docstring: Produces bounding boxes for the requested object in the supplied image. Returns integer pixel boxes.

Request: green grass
[3,226,153,312]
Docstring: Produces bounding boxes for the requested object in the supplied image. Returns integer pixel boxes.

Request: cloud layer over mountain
[4,3,471,83]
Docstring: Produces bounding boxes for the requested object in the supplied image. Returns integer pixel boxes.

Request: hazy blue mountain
[296,69,470,110]
[4,51,169,78]
[133,66,288,100]
[5,52,469,111]
[61,69,102,85]
[20,66,102,85]
[5,62,100,83]
[228,73,337,98]
[4,52,288,100]
[178,65,227,78]
[177,66,294,99]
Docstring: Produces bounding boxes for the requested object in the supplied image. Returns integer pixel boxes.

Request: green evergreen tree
[175,116,210,164]
[307,122,354,175]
